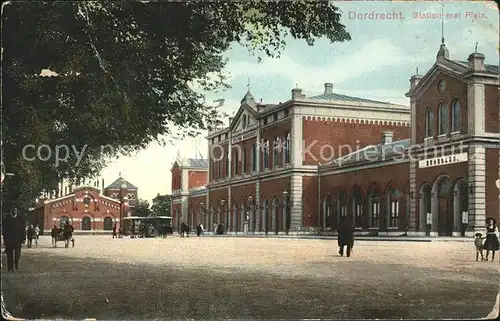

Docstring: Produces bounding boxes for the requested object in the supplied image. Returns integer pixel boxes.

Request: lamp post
[121,196,129,235]
[200,202,204,227]
[244,197,251,235]
[220,200,226,234]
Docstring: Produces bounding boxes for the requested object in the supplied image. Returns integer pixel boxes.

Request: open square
[2,235,498,320]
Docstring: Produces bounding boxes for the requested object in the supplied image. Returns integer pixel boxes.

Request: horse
[180,223,189,237]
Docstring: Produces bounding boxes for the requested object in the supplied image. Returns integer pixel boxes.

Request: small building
[31,176,138,234]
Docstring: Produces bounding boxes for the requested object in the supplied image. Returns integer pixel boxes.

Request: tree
[134,199,152,218]
[2,1,351,209]
[151,193,172,218]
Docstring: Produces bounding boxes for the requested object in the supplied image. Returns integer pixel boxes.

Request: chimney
[228,117,234,124]
[468,52,485,71]
[382,131,393,145]
[324,83,333,94]
[410,74,423,90]
[291,88,302,99]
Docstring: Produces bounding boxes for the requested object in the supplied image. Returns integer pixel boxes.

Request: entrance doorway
[437,177,453,236]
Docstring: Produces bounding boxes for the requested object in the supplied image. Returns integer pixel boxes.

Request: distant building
[30,176,138,234]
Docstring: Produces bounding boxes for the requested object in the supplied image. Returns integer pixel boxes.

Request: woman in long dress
[483,218,500,261]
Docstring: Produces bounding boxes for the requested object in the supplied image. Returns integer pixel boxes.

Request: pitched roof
[105,177,138,190]
[188,158,208,168]
[324,139,411,168]
[308,92,390,105]
[453,60,499,74]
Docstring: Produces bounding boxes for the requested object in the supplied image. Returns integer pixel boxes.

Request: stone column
[467,144,486,236]
[409,160,418,233]
[289,174,303,231]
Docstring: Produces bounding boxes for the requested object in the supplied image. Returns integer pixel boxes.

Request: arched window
[368,190,380,228]
[438,103,448,135]
[225,151,229,177]
[273,137,280,167]
[451,100,461,132]
[438,177,453,197]
[233,147,239,175]
[353,187,363,228]
[425,107,434,137]
[263,140,269,169]
[388,188,401,228]
[251,143,257,172]
[284,134,291,164]
[103,217,113,230]
[82,216,92,230]
[338,191,347,218]
[60,215,69,228]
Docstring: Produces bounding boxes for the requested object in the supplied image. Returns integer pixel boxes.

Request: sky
[100,0,499,203]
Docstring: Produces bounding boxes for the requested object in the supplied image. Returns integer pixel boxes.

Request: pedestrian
[51,224,59,248]
[483,218,499,262]
[112,223,117,239]
[3,207,26,272]
[200,223,204,236]
[34,224,40,248]
[337,216,354,257]
[63,222,74,248]
[26,225,34,248]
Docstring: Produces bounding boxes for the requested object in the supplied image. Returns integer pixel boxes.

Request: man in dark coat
[3,207,26,271]
[337,216,354,257]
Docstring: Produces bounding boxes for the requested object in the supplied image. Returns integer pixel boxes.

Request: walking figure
[474,233,485,261]
[112,223,118,238]
[483,218,499,261]
[34,225,40,248]
[3,207,25,272]
[51,224,59,247]
[337,216,354,257]
[26,225,34,248]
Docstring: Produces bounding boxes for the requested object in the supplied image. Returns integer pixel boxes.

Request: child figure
[474,233,485,261]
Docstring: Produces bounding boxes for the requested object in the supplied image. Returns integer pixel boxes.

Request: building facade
[171,41,499,237]
[31,176,138,234]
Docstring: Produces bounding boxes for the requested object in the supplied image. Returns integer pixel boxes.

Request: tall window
[242,147,247,174]
[273,137,280,167]
[233,148,239,176]
[388,188,400,228]
[103,217,113,230]
[425,107,434,137]
[217,160,222,179]
[438,103,448,135]
[369,190,380,228]
[252,143,257,172]
[451,100,461,132]
[211,160,216,181]
[353,188,363,228]
[263,140,269,169]
[284,133,291,164]
[225,151,229,177]
[338,192,347,218]
[82,216,91,230]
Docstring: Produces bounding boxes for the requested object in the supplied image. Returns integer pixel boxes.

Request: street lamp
[244,196,252,235]
[200,202,204,227]
[220,200,226,234]
[121,196,129,235]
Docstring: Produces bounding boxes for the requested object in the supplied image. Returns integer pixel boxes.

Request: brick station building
[30,176,138,234]
[171,41,499,237]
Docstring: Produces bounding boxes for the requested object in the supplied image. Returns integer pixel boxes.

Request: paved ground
[1,235,498,320]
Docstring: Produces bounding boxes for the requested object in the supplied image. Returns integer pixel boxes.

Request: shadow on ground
[2,252,497,320]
